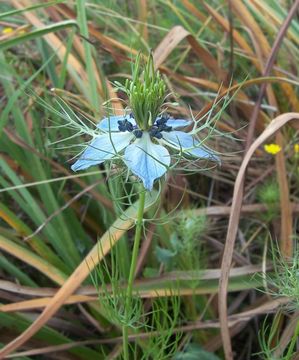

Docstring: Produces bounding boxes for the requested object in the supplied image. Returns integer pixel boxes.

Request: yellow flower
[264,143,281,155]
[2,27,13,34]
[294,144,299,153]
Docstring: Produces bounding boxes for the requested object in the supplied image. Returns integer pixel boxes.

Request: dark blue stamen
[154,114,172,133]
[149,126,163,139]
[117,113,173,140]
[117,120,126,132]
[148,114,173,139]
[133,129,143,138]
[118,117,143,138]
[118,119,134,132]
[155,117,167,126]
[126,121,134,132]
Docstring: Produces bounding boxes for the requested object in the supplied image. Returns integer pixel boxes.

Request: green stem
[123,189,146,360]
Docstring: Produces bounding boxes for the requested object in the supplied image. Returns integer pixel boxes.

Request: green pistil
[123,53,167,130]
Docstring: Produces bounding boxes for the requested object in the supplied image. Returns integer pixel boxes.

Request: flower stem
[123,189,146,360]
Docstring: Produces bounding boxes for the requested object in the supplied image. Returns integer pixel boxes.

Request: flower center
[117,114,172,139]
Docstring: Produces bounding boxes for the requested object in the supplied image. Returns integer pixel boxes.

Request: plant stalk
[123,189,146,360]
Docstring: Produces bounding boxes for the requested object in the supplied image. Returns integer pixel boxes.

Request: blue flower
[71,115,219,191]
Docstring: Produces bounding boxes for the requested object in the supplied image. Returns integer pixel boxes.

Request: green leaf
[174,344,221,360]
[0,20,78,52]
[155,245,177,266]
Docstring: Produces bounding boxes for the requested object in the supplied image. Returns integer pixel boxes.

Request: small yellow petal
[2,27,14,34]
[294,144,299,153]
[264,143,281,155]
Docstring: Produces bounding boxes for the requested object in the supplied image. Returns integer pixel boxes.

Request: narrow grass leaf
[0,20,78,52]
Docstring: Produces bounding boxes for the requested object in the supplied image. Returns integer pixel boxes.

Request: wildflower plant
[267,245,299,311]
[257,313,284,360]
[175,210,207,270]
[256,179,280,222]
[140,296,182,360]
[68,53,220,359]
[156,210,206,275]
[256,244,299,360]
[71,53,220,191]
[258,312,299,360]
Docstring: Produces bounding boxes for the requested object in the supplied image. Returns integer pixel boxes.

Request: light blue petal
[162,131,220,162]
[124,132,171,190]
[72,132,134,171]
[97,115,136,132]
[165,118,191,129]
